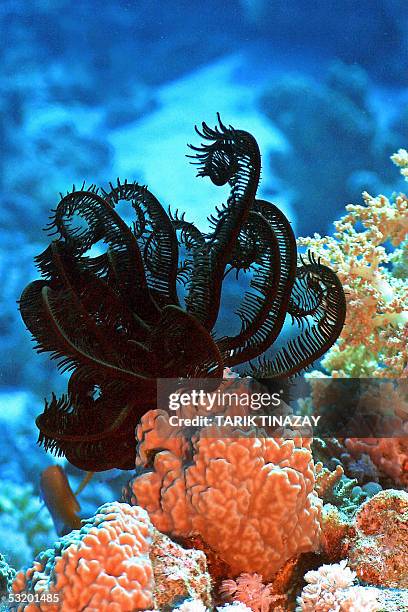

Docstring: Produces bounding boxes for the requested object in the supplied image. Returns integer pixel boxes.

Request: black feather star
[19,115,346,471]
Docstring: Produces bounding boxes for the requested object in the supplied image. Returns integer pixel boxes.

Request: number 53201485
[3,592,61,604]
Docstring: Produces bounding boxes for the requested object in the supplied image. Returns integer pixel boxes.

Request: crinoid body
[19,115,346,471]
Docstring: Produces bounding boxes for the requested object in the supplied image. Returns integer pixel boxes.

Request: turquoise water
[0,0,407,568]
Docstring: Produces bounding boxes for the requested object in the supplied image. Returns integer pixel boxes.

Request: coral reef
[392,147,408,180]
[300,163,408,504]
[348,489,408,588]
[298,152,408,377]
[312,437,381,485]
[127,406,321,579]
[345,436,408,488]
[11,502,211,611]
[219,573,287,612]
[319,504,353,563]
[314,463,368,516]
[149,529,212,611]
[296,560,384,611]
[176,600,208,612]
[0,553,15,605]
[19,117,345,472]
[3,5,408,610]
[310,382,408,488]
[171,601,254,612]
[12,502,155,611]
[217,604,252,612]
[297,559,408,611]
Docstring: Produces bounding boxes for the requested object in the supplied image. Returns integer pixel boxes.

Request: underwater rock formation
[126,406,322,580]
[149,529,212,611]
[11,502,211,612]
[348,489,408,589]
[319,504,353,564]
[19,116,345,472]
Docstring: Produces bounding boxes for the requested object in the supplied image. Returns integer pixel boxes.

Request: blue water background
[0,0,407,568]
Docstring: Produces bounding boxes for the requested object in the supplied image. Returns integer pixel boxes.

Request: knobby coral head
[19,114,346,472]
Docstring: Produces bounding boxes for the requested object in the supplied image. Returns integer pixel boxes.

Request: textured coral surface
[220,572,287,612]
[12,503,155,611]
[150,528,212,610]
[298,153,408,378]
[348,489,408,588]
[128,407,321,579]
[297,559,408,611]
[345,435,408,488]
[10,502,212,612]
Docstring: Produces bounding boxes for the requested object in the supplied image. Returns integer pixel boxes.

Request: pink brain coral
[11,501,212,611]
[12,502,154,612]
[127,408,322,579]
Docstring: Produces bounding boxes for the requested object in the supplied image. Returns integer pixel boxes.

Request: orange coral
[348,489,408,588]
[320,504,353,562]
[345,437,408,487]
[12,503,154,611]
[128,406,322,580]
[11,502,212,612]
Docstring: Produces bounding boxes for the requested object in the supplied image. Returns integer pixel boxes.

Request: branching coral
[219,573,286,612]
[312,437,381,485]
[309,379,408,487]
[345,436,408,488]
[296,560,380,611]
[298,152,408,377]
[19,115,345,472]
[391,147,408,180]
[126,405,322,580]
[315,463,368,516]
